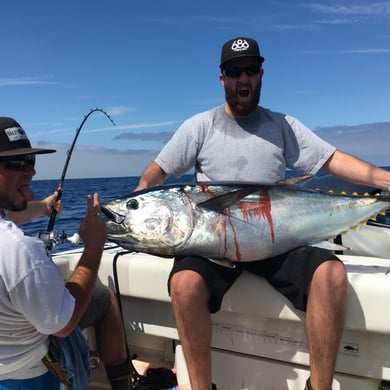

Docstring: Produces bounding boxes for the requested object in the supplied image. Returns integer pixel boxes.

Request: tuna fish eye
[126,199,139,210]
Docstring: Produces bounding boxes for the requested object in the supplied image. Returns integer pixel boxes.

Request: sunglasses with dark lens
[222,65,261,78]
[0,154,36,171]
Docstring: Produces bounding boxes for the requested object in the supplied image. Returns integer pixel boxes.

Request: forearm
[323,150,390,191]
[54,246,104,336]
[8,192,60,225]
[8,201,46,224]
[136,161,169,190]
[53,193,106,337]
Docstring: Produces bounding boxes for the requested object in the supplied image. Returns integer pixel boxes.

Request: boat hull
[53,245,390,389]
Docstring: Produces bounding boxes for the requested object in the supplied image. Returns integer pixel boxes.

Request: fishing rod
[40,108,116,249]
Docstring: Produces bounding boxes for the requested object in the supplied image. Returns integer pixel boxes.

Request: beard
[0,188,27,212]
[225,80,261,117]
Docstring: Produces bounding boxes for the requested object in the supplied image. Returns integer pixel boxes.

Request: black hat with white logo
[220,37,265,69]
[0,117,56,157]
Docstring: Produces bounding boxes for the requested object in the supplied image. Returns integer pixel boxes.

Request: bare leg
[306,260,347,390]
[170,270,212,390]
[95,288,130,389]
[94,288,128,365]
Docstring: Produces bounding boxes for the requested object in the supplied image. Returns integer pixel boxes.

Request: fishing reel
[38,230,70,250]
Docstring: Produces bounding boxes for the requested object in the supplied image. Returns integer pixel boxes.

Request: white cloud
[34,144,158,180]
[0,77,56,87]
[106,106,136,116]
[343,48,390,54]
[31,121,390,180]
[306,2,390,16]
[315,122,390,167]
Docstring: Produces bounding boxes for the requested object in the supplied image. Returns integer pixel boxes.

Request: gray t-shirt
[156,105,336,183]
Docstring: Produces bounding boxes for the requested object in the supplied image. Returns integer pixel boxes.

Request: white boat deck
[53,244,390,389]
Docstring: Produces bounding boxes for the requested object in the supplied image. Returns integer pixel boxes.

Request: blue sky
[1,0,390,180]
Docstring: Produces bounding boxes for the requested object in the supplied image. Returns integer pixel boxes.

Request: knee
[312,260,348,294]
[106,288,120,316]
[169,270,209,306]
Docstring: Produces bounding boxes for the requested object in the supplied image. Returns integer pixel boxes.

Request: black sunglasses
[0,154,36,171]
[222,65,261,78]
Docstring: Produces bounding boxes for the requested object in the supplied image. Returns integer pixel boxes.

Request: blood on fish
[220,208,242,261]
[235,189,275,242]
[219,189,275,261]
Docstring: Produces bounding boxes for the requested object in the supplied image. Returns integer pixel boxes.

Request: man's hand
[42,191,62,217]
[78,193,106,251]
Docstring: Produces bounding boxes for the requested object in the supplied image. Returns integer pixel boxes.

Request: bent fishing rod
[40,108,116,249]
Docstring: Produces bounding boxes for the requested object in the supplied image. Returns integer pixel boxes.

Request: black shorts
[78,278,112,329]
[168,246,341,313]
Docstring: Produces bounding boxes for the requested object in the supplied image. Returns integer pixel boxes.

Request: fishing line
[42,108,116,249]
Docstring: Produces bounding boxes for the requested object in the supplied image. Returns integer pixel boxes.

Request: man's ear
[260,67,264,77]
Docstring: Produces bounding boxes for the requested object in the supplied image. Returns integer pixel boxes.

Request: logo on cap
[4,126,28,143]
[231,39,250,52]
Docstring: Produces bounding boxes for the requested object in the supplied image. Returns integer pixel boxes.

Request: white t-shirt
[0,218,75,380]
[156,105,336,182]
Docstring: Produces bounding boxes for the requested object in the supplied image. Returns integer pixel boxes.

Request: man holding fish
[135,37,390,390]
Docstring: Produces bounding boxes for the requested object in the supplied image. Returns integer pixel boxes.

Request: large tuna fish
[101,182,390,262]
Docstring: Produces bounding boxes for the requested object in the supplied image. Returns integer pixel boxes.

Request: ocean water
[21,169,390,254]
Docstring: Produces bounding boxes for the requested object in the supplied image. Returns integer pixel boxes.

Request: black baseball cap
[0,117,56,157]
[220,37,265,69]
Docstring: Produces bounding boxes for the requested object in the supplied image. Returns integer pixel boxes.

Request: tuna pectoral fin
[309,240,350,252]
[198,187,260,213]
[278,174,313,186]
[205,257,236,268]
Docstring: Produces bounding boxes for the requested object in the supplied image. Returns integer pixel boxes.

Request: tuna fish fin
[205,257,236,268]
[278,175,313,186]
[198,187,261,213]
[309,241,350,252]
